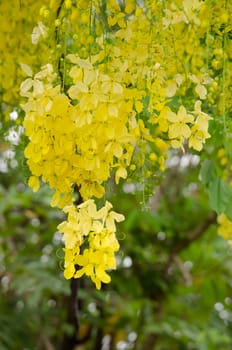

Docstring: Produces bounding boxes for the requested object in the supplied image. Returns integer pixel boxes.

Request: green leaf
[200,159,232,219]
[208,177,227,213]
[200,159,216,186]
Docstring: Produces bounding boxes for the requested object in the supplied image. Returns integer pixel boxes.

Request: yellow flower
[28,176,40,192]
[189,101,212,151]
[57,200,123,288]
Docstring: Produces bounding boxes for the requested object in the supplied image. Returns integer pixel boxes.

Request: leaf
[200,159,216,186]
[200,159,232,219]
[222,185,232,220]
[208,177,227,213]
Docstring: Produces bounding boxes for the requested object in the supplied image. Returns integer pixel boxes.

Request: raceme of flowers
[18,0,225,288]
[20,59,137,288]
[57,199,124,289]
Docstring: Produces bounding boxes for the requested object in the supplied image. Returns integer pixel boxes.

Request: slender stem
[60,279,80,350]
[55,0,65,41]
[222,0,227,141]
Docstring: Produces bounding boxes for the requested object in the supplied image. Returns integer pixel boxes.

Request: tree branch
[60,279,80,350]
[61,187,83,349]
[172,211,217,254]
[164,211,217,275]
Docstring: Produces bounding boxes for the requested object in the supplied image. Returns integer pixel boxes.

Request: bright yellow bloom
[57,200,124,288]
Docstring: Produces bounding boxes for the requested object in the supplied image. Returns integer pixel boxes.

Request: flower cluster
[57,200,124,289]
[150,101,211,152]
[21,57,139,206]
[21,60,132,287]
[19,0,218,288]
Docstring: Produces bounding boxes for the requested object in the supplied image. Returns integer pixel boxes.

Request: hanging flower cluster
[19,0,219,288]
[58,200,124,289]
[20,59,138,288]
[21,57,138,205]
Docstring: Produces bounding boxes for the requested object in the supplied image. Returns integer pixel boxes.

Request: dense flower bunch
[13,0,232,286]
[57,199,124,289]
[20,58,139,288]
[18,0,219,288]
[21,58,138,205]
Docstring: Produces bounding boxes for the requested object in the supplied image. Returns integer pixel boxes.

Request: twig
[55,0,65,41]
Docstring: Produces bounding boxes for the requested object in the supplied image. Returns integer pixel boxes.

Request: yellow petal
[195,84,207,100]
[20,78,33,96]
[28,176,40,192]
[166,111,177,122]
[95,266,111,284]
[33,80,44,95]
[166,83,177,97]
[112,82,123,94]
[115,167,127,184]
[64,264,75,279]
[135,100,143,113]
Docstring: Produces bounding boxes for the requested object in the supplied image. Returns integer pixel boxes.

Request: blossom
[57,200,124,288]
[167,106,194,149]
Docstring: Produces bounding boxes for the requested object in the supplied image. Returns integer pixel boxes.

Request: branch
[61,187,84,349]
[172,211,217,254]
[41,335,56,350]
[55,0,67,90]
[173,255,192,286]
[55,0,65,41]
[164,211,217,275]
[60,279,80,350]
